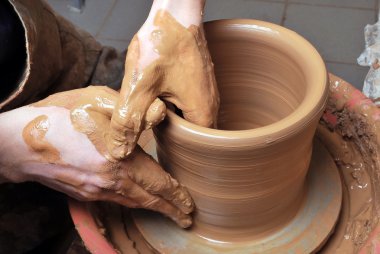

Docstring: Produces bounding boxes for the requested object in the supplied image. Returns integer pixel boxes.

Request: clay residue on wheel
[318,74,380,253]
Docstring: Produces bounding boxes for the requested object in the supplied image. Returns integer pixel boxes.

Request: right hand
[107,2,220,160]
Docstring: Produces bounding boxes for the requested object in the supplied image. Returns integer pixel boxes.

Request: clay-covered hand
[0,86,194,228]
[107,0,220,160]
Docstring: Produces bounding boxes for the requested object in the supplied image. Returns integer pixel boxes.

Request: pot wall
[154,20,328,240]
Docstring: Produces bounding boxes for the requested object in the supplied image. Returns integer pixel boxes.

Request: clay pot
[154,19,328,240]
[68,21,380,254]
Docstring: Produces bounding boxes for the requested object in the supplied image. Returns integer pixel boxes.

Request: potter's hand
[107,0,220,159]
[0,87,194,228]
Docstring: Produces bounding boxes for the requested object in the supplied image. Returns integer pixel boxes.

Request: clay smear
[22,115,61,163]
[96,75,380,253]
[33,87,165,160]
[108,10,219,159]
[88,24,380,254]
[32,87,194,228]
[32,87,117,159]
[318,74,380,253]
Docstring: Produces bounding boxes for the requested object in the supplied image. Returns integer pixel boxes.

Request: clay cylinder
[154,20,328,240]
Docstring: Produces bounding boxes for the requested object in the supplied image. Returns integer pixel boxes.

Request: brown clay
[317,74,380,253]
[74,74,380,254]
[22,115,61,163]
[108,10,219,160]
[28,86,194,228]
[153,19,328,241]
[32,87,166,159]
[70,20,380,254]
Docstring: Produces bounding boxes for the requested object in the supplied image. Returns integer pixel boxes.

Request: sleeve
[0,0,26,107]
[0,0,126,112]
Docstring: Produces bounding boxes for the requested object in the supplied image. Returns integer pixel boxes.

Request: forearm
[134,0,206,69]
[0,107,33,183]
[143,0,205,29]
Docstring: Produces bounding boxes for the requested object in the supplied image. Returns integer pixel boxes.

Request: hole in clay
[209,41,306,131]
[165,37,307,132]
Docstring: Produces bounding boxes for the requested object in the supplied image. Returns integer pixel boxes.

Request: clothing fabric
[0,1,126,253]
[1,0,126,112]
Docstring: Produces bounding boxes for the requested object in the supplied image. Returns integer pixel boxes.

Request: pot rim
[163,19,328,146]
[68,73,380,253]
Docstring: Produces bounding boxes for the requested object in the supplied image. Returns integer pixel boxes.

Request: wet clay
[32,86,165,160]
[108,10,219,160]
[32,87,117,158]
[70,21,380,254]
[92,134,341,254]
[22,115,61,163]
[152,19,328,241]
[32,86,194,228]
[87,75,380,254]
[318,74,380,253]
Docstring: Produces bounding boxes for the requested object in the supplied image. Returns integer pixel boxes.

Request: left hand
[0,86,194,228]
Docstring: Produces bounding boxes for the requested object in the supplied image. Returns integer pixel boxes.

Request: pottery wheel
[130,137,342,254]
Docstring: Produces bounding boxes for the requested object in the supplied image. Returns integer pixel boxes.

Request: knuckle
[146,174,177,194]
[145,182,166,193]
[78,191,94,201]
[81,184,102,199]
[97,175,118,190]
[110,112,143,139]
[141,197,163,210]
[110,115,133,134]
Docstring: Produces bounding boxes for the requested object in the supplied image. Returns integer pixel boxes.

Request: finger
[108,94,154,160]
[39,174,141,207]
[183,107,216,128]
[108,38,160,160]
[82,86,119,117]
[127,146,194,214]
[121,182,192,228]
[56,181,139,207]
[181,89,219,129]
[98,191,140,208]
[166,49,220,129]
[35,177,103,203]
[166,87,219,129]
[143,98,166,130]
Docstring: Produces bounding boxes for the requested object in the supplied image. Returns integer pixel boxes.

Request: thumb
[143,98,166,130]
[107,36,161,160]
[108,91,155,160]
